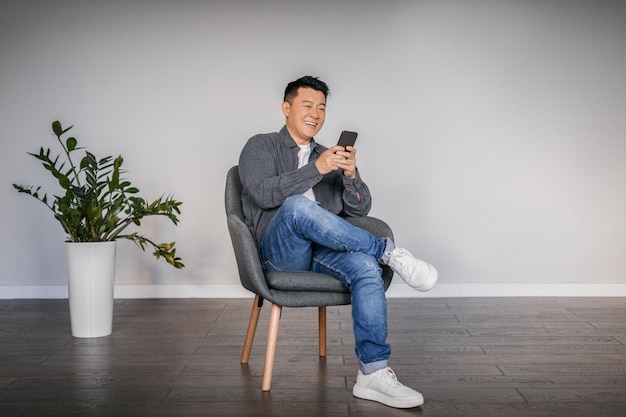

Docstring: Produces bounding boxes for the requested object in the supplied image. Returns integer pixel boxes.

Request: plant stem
[55,131,82,188]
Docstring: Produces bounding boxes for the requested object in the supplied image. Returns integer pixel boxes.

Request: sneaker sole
[353,385,424,408]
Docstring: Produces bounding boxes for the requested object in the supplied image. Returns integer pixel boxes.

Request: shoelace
[379,368,404,387]
[390,250,413,274]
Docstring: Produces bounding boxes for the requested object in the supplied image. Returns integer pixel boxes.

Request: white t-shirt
[298,144,316,201]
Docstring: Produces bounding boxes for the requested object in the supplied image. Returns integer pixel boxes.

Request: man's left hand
[336,146,357,179]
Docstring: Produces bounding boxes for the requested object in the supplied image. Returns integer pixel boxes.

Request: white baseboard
[384,282,626,297]
[1,283,625,299]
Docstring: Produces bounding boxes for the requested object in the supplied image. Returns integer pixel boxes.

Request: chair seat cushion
[266,271,349,293]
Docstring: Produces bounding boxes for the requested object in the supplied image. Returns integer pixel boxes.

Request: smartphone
[337,130,358,149]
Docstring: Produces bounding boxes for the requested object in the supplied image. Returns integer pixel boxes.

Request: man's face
[282,87,326,145]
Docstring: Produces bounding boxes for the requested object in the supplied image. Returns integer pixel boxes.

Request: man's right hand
[315,146,347,175]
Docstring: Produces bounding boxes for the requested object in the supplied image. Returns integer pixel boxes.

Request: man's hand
[315,145,357,179]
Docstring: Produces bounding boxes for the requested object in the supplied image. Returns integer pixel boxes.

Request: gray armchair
[225,165,394,391]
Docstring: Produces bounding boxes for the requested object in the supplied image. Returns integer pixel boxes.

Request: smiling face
[282,87,326,145]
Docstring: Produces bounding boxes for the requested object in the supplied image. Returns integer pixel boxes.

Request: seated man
[238,75,438,409]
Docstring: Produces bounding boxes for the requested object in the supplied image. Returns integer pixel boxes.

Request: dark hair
[283,75,330,103]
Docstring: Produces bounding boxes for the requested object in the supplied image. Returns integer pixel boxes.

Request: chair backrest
[225,166,245,220]
[225,166,274,299]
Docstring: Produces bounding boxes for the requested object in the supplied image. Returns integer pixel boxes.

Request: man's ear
[281,101,290,118]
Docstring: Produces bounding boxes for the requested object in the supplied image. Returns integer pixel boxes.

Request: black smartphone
[337,130,358,149]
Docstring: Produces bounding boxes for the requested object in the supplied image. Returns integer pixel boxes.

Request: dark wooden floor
[0,297,625,416]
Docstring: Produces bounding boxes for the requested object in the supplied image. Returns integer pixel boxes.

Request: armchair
[225,165,393,391]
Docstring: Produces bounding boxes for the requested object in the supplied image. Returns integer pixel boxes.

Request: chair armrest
[345,216,394,241]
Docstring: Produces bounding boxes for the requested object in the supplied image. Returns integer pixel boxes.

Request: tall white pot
[66,241,116,338]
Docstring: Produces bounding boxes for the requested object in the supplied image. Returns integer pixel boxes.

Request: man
[238,75,438,408]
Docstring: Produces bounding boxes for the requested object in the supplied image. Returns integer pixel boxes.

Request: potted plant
[13,121,184,337]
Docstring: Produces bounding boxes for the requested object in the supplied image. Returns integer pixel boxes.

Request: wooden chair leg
[241,295,262,364]
[318,306,327,357]
[262,303,282,391]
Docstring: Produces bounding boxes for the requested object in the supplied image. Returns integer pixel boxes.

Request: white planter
[66,241,116,338]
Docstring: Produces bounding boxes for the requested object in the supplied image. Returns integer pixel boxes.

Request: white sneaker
[353,367,424,408]
[387,247,438,291]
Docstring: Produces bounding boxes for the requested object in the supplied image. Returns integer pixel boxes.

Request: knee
[282,195,318,216]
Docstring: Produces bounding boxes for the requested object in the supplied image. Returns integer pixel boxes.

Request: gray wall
[1,0,624,295]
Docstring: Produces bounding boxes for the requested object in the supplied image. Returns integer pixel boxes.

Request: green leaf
[87,151,97,166]
[52,121,62,136]
[66,137,77,151]
[58,174,70,189]
[111,165,120,189]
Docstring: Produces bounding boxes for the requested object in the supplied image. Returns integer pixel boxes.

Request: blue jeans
[259,195,392,374]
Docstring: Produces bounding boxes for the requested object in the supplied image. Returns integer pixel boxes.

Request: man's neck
[286,127,313,146]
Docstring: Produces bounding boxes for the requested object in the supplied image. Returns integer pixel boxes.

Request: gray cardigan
[238,126,372,242]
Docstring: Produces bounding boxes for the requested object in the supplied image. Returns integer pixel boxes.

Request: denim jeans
[259,195,392,373]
